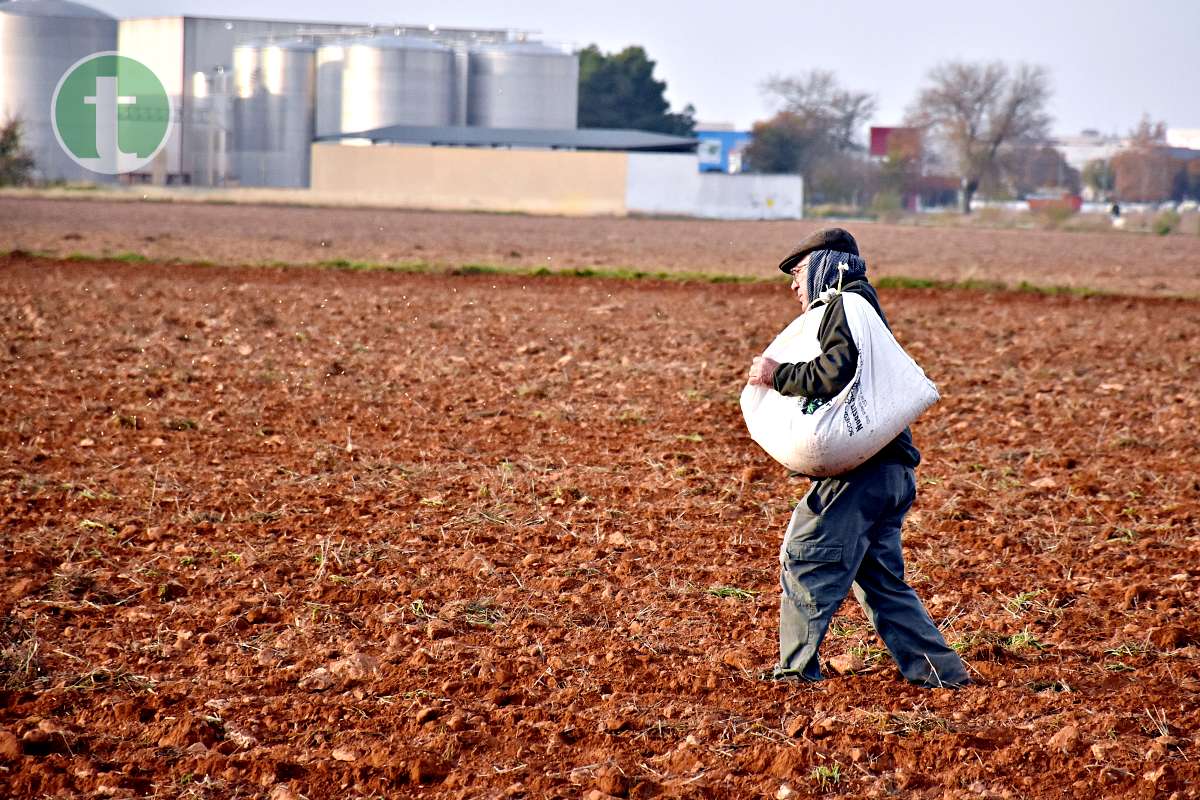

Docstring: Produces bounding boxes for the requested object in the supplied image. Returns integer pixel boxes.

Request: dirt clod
[720,649,754,671]
[809,716,837,738]
[426,620,455,640]
[1122,584,1150,610]
[415,706,441,725]
[1047,725,1081,753]
[410,757,450,784]
[594,766,628,797]
[1150,626,1192,650]
[22,721,72,756]
[783,716,808,738]
[297,668,333,691]
[329,653,379,684]
[0,730,20,762]
[157,716,220,749]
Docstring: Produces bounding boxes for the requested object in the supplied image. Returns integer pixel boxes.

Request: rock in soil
[828,653,866,675]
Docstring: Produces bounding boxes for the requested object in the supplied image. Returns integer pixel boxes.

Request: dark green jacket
[771,279,921,471]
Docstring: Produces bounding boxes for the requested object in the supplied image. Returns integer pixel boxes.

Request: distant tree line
[574,40,1200,212]
[740,61,1068,212]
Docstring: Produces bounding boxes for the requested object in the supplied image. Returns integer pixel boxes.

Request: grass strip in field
[63,251,150,263]
[5,248,1194,300]
[875,275,1110,298]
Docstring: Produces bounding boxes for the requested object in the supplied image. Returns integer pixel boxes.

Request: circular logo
[51,52,173,175]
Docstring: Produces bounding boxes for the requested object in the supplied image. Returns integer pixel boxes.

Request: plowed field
[4,196,1200,298]
[2,252,1199,799]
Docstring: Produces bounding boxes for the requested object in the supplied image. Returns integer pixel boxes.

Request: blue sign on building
[696,129,752,173]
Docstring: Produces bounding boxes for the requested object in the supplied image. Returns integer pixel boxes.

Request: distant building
[117,16,359,186]
[869,126,921,160]
[694,122,751,173]
[1050,130,1128,172]
[116,15,569,187]
[0,0,119,183]
[1167,128,1200,150]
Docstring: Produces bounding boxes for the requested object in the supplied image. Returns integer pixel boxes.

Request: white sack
[740,291,939,477]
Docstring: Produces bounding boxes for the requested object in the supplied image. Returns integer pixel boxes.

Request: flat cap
[777,227,860,274]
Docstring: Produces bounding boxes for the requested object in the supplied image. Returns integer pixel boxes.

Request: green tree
[577,45,695,135]
[0,118,35,186]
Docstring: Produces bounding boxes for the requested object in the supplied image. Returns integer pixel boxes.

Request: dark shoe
[759,666,816,683]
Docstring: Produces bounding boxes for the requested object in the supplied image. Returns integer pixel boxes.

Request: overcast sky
[84,0,1200,136]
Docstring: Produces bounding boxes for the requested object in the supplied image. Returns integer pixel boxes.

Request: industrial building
[2,0,579,187]
[0,0,803,219]
[119,14,579,187]
[0,0,119,184]
[695,123,752,174]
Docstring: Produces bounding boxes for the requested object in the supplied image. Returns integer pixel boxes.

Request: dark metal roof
[316,125,698,153]
[1165,146,1200,162]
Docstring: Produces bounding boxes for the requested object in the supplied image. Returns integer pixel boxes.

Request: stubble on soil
[1,253,1199,799]
[4,196,1200,297]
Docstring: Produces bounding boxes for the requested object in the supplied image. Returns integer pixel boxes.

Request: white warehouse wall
[624,153,701,216]
[695,172,804,220]
[625,153,803,219]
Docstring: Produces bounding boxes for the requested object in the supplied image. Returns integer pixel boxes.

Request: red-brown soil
[4,196,1200,297]
[2,253,1199,799]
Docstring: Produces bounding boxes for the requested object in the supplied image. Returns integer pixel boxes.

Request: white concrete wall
[625,153,803,219]
[623,153,701,215]
[696,173,804,219]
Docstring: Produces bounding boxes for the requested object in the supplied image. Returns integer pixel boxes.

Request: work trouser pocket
[780,479,852,564]
[784,541,843,563]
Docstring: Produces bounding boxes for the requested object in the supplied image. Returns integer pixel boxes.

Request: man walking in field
[746,227,969,688]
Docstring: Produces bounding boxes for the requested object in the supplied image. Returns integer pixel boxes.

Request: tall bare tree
[907,61,1052,213]
[745,70,876,203]
[761,70,877,152]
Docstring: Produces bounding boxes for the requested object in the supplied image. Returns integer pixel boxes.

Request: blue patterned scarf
[805,249,868,305]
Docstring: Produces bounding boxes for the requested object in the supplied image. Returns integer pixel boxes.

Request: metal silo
[0,0,118,183]
[315,41,345,139]
[340,36,455,133]
[232,39,315,187]
[190,67,231,186]
[467,42,578,130]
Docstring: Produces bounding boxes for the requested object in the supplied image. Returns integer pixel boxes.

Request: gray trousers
[777,460,969,687]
